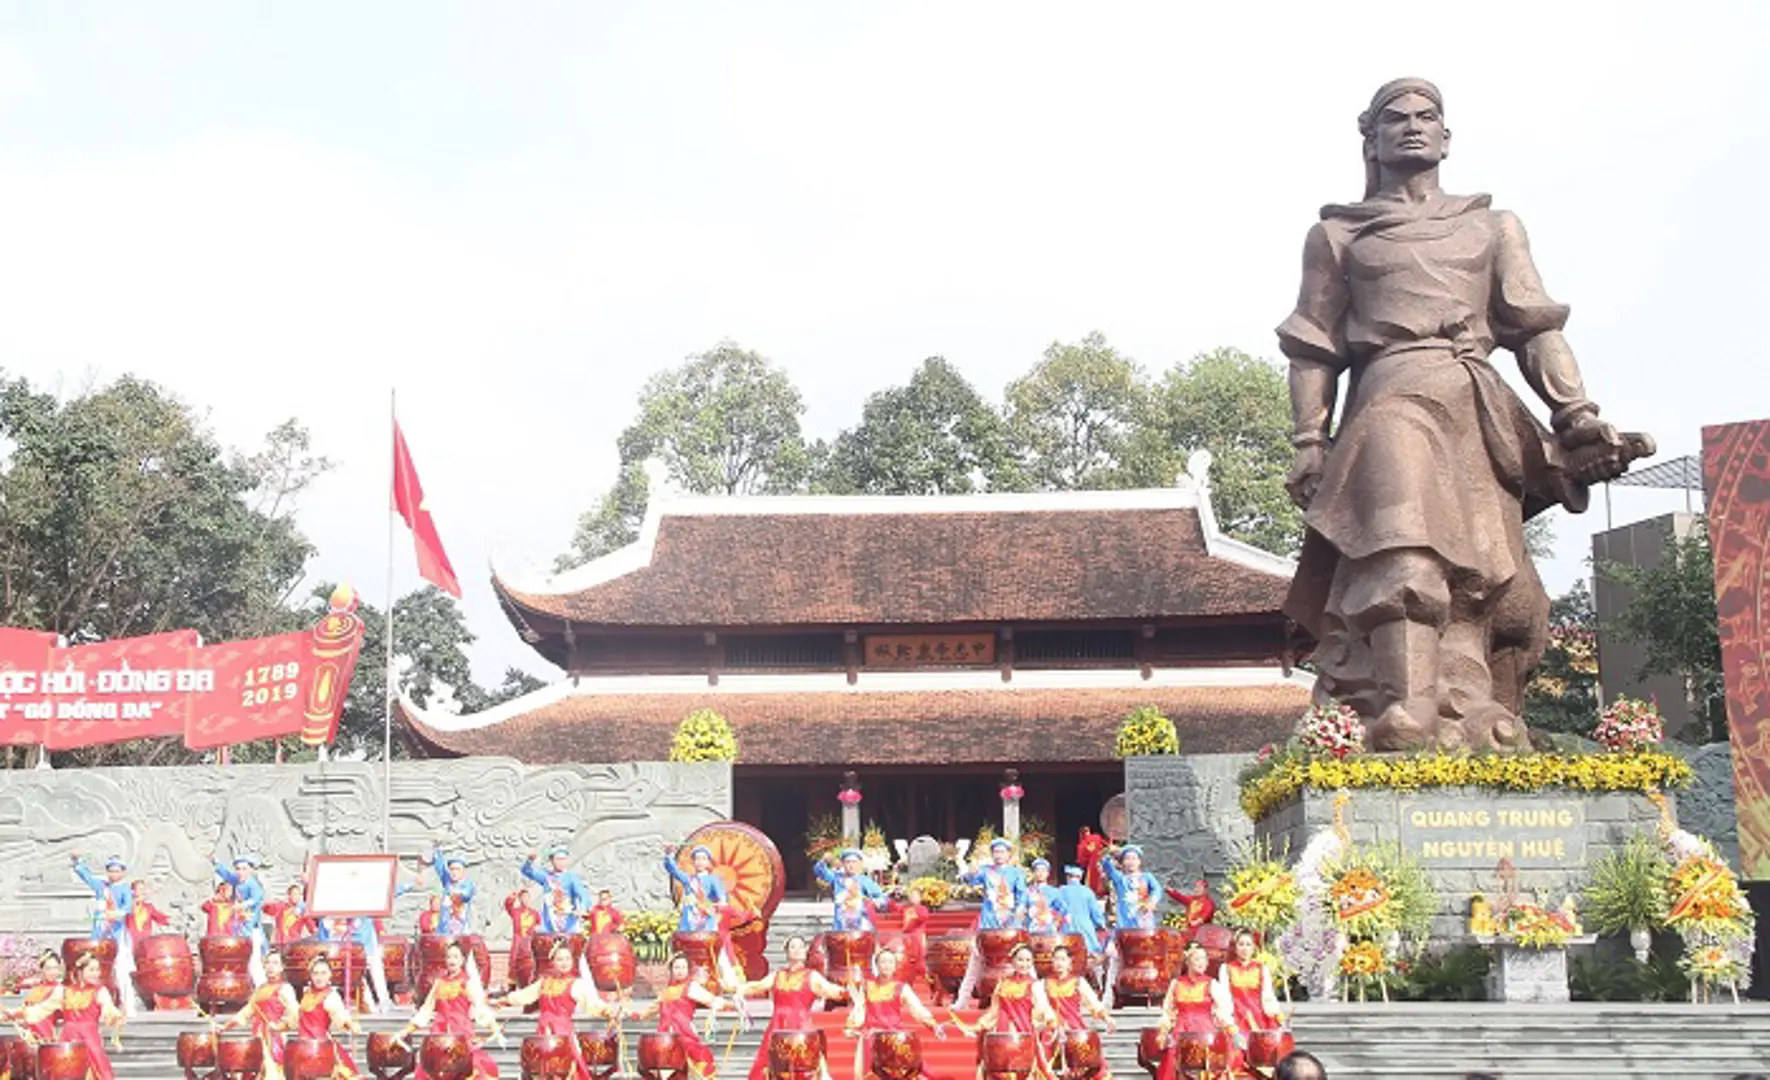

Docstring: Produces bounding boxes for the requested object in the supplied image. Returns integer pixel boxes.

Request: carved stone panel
[1124,754,1253,894]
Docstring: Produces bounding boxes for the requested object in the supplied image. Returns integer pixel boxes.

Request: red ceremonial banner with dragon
[1703,420,1770,880]
[0,584,365,753]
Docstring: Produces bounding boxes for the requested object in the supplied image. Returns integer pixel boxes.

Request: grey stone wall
[1257,786,1665,941]
[1125,753,1254,894]
[1683,742,1739,870]
[0,758,730,941]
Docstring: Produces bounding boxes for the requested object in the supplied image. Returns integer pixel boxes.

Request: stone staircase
[15,1001,1770,1080]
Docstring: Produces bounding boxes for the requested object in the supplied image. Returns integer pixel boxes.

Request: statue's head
[1359,78,1449,197]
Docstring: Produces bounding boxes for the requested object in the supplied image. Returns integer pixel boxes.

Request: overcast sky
[1,3,1764,689]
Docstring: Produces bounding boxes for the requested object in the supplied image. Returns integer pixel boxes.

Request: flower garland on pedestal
[1651,792,1756,999]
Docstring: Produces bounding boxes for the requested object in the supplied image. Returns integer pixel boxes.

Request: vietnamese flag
[392,419,462,598]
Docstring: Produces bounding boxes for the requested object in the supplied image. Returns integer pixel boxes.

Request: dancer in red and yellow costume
[296,956,364,1079]
[216,950,299,1080]
[898,885,932,991]
[0,951,66,1047]
[1155,943,1237,1080]
[737,935,846,1080]
[21,953,123,1080]
[263,884,315,948]
[626,955,732,1080]
[845,946,950,1080]
[585,889,625,935]
[399,941,502,1080]
[499,942,621,1080]
[203,881,243,937]
[125,880,171,939]
[1216,930,1289,1064]
[1042,945,1114,1078]
[955,944,1057,1080]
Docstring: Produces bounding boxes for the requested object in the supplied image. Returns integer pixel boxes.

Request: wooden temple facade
[397,472,1314,888]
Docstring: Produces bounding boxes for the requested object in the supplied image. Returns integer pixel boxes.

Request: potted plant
[1583,834,1669,962]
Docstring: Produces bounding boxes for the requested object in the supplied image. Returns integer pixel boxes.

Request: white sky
[1,3,1764,687]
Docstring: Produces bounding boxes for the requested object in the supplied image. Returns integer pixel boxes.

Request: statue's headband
[1359,78,1443,136]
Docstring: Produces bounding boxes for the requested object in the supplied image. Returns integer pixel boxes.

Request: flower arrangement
[0,932,44,993]
[1503,903,1577,949]
[1239,749,1693,823]
[1000,784,1024,801]
[668,708,738,762]
[1274,800,1351,1001]
[804,813,845,867]
[1681,941,1749,985]
[837,788,862,806]
[619,910,678,963]
[905,877,952,909]
[1218,839,1300,937]
[1322,842,1434,944]
[1338,940,1387,979]
[1593,697,1664,753]
[1652,792,1757,998]
[1295,701,1365,759]
[1664,850,1752,939]
[1018,815,1053,864]
[1114,705,1180,758]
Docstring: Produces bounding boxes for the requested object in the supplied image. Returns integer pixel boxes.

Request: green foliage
[1569,950,1690,1003]
[558,462,650,568]
[1598,521,1725,742]
[1003,332,1147,491]
[1115,705,1180,758]
[816,357,1021,495]
[1390,945,1490,1001]
[1583,834,1671,935]
[668,708,738,762]
[1128,347,1302,555]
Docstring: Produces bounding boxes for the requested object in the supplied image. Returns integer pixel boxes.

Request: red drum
[529,933,586,978]
[587,932,637,993]
[1170,1031,1226,1076]
[367,1031,417,1080]
[199,935,256,973]
[419,1034,475,1080]
[1030,933,1087,979]
[1246,1029,1295,1069]
[1135,1029,1165,1079]
[638,1032,688,1080]
[670,931,723,991]
[284,939,366,1000]
[975,929,1028,1002]
[766,1029,827,1080]
[823,930,875,990]
[380,936,413,996]
[59,938,118,998]
[0,1038,17,1080]
[136,933,197,1000]
[34,1042,89,1080]
[7,1036,33,1080]
[1113,929,1169,1006]
[577,1031,620,1080]
[197,967,254,1015]
[521,1034,578,1079]
[215,1033,264,1078]
[868,1031,923,1080]
[415,935,492,1003]
[981,1032,1036,1080]
[176,1031,218,1080]
[926,936,973,1002]
[1189,925,1232,978]
[285,1037,339,1080]
[1055,1030,1103,1079]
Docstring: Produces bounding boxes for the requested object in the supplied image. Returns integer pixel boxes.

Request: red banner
[0,587,365,754]
[1703,420,1770,880]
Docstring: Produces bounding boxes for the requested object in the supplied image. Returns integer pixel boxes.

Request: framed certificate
[305,854,400,917]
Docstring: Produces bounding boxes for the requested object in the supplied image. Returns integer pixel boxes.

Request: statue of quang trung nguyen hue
[1278,77,1654,753]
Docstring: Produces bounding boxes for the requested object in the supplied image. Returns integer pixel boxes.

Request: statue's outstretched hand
[1285,444,1327,510]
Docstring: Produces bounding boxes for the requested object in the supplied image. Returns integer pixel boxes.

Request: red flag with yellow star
[392,419,462,598]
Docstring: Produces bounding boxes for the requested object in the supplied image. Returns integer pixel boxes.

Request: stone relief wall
[1125,753,1253,892]
[0,758,729,941]
[1682,741,1739,870]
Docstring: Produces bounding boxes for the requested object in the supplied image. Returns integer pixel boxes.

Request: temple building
[398,464,1314,889]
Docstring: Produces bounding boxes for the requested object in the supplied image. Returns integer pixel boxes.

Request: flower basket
[1114,705,1179,758]
[1295,701,1365,759]
[669,708,738,762]
[1593,698,1664,753]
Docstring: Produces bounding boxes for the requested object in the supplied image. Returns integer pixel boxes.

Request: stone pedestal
[1480,939,1590,1003]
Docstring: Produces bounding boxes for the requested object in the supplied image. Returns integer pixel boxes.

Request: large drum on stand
[34,1042,90,1080]
[577,1031,620,1080]
[285,1036,340,1080]
[1030,933,1087,978]
[414,935,493,1004]
[367,1031,417,1080]
[60,938,118,1000]
[868,1031,924,1080]
[215,1032,264,1079]
[197,935,256,1015]
[1055,1030,1103,1079]
[766,1029,827,1080]
[529,933,586,978]
[283,938,366,1006]
[1189,924,1233,978]
[586,932,637,994]
[980,1032,1037,1080]
[822,930,875,991]
[1113,929,1169,1006]
[5,1036,32,1080]
[975,929,1028,1003]
[520,1034,578,1079]
[379,935,414,1000]
[1135,1030,1165,1080]
[667,821,788,982]
[1169,1031,1226,1078]
[671,931,725,990]
[926,936,973,1004]
[134,933,196,1005]
[1246,1029,1296,1071]
[637,1032,688,1080]
[176,1030,218,1080]
[419,1034,475,1080]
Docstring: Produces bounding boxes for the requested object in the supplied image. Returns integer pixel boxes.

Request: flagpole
[384,387,396,852]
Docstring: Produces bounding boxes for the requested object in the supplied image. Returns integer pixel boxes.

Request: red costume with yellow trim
[655,980,717,1080]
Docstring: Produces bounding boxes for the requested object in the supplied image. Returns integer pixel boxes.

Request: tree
[1004,332,1147,490]
[1525,580,1600,736]
[1525,515,1556,561]
[560,342,808,568]
[818,357,1021,495]
[1129,347,1302,555]
[1599,523,1726,742]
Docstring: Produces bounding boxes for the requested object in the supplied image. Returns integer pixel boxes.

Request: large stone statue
[1279,78,1652,752]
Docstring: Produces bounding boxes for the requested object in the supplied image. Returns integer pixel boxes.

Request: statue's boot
[1366,617,1441,751]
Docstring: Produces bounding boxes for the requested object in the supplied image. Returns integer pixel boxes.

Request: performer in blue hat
[70,853,139,1014]
[521,845,592,934]
[1022,858,1065,934]
[662,843,729,933]
[954,837,1029,1007]
[1101,843,1162,1007]
[429,847,477,935]
[211,850,268,985]
[813,847,889,932]
[1056,865,1109,975]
